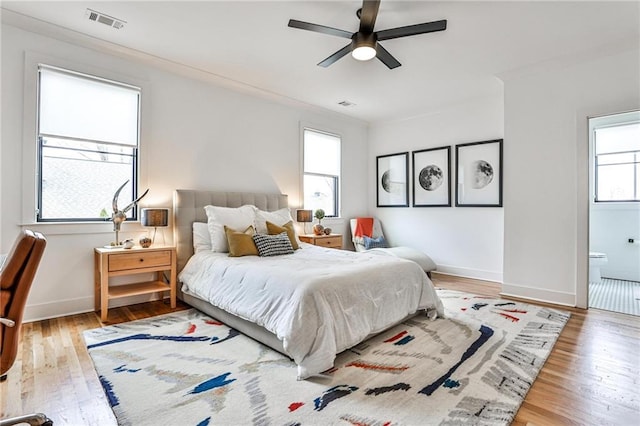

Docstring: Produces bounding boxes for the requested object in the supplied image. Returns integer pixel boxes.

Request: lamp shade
[296,209,313,223]
[141,208,169,227]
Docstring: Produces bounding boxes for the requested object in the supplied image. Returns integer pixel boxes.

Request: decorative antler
[111,180,149,245]
[112,181,129,214]
[121,188,150,213]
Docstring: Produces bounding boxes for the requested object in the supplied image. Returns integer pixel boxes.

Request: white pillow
[254,207,302,246]
[255,207,294,234]
[192,222,211,253]
[204,204,257,253]
[255,207,301,247]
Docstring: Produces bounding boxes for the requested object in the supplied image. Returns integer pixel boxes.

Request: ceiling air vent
[86,9,126,29]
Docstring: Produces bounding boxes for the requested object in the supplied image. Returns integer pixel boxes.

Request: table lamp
[141,208,169,245]
[296,209,313,234]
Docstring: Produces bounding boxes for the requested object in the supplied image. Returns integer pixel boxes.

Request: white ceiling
[2,1,639,123]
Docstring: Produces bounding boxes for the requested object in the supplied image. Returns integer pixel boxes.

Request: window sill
[20,221,144,236]
[591,202,640,211]
[316,217,344,223]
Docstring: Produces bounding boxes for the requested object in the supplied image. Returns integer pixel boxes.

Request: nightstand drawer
[315,236,342,248]
[299,234,343,249]
[109,250,172,272]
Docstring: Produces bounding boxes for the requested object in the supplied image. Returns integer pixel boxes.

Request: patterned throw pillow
[252,232,294,257]
[363,235,389,250]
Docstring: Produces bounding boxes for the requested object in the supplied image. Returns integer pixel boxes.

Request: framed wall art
[455,139,503,207]
[376,152,409,207]
[412,146,451,207]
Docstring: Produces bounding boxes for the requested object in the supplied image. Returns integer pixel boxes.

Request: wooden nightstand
[299,234,343,249]
[94,245,177,322]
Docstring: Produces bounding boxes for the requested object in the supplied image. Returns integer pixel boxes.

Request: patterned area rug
[84,289,569,426]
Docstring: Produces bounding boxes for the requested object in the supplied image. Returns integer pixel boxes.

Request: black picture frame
[412,146,451,207]
[455,139,503,207]
[376,152,409,207]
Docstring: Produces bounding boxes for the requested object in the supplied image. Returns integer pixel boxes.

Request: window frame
[594,149,639,203]
[34,63,142,223]
[301,126,342,218]
[591,114,640,204]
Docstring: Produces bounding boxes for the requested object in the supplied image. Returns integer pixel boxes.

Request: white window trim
[588,110,640,209]
[299,122,343,218]
[22,51,150,226]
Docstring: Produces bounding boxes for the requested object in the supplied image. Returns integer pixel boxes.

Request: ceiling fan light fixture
[351,32,377,61]
[352,45,376,61]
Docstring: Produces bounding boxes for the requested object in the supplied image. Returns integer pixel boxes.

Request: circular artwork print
[381,170,391,193]
[419,165,444,191]
[381,170,403,194]
[471,160,494,189]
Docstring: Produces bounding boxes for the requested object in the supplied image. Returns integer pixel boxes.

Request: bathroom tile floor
[589,278,640,317]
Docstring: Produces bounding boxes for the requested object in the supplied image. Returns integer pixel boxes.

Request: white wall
[1,23,369,321]
[590,205,640,282]
[502,47,640,306]
[368,96,504,282]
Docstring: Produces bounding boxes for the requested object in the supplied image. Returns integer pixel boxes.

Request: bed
[173,190,444,379]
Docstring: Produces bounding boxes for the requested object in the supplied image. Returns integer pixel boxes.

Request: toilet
[589,252,608,283]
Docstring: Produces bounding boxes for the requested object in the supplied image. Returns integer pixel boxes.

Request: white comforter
[179,243,444,379]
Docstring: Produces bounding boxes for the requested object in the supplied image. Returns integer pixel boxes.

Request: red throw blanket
[354,217,374,238]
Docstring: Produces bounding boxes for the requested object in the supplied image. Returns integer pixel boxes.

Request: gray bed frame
[173,189,289,354]
[173,189,420,365]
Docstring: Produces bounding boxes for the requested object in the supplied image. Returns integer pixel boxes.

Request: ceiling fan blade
[375,43,401,69]
[318,44,352,67]
[377,19,447,41]
[288,19,353,39]
[359,0,380,34]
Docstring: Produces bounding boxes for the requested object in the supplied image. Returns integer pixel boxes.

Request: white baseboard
[23,296,94,323]
[436,269,576,308]
[435,264,503,283]
[501,282,576,307]
[23,293,166,323]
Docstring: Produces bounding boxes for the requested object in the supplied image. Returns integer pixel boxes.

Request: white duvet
[179,243,444,379]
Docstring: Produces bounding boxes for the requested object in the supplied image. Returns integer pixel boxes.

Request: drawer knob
[139,258,144,262]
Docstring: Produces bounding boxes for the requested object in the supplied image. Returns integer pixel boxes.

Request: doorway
[588,111,640,316]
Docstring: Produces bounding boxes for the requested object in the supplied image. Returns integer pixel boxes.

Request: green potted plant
[313,209,325,235]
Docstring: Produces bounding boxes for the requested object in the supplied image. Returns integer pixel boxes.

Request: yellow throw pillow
[224,225,258,257]
[266,221,299,250]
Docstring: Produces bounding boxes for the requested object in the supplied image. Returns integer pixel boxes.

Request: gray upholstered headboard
[173,190,289,273]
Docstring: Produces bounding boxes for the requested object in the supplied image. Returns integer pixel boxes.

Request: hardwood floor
[1,274,638,425]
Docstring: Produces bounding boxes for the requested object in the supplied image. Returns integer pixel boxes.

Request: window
[303,128,341,217]
[593,117,640,202]
[37,65,141,221]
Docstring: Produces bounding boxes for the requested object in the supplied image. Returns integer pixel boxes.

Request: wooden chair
[0,230,52,426]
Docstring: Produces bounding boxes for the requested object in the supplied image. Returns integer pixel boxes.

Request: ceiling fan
[288,0,447,69]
